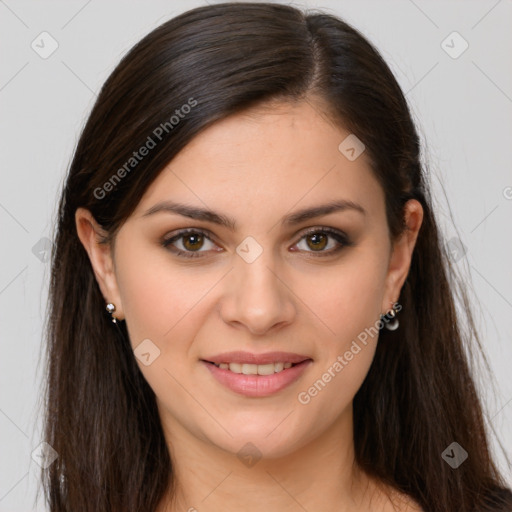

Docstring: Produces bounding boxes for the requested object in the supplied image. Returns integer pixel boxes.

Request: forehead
[133,100,384,224]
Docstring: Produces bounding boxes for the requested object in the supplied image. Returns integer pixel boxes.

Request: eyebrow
[141,198,366,230]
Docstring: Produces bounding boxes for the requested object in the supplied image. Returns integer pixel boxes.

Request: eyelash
[161,227,353,259]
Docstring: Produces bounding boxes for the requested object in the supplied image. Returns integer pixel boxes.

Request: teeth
[256,363,274,375]
[212,361,298,374]
[229,363,242,373]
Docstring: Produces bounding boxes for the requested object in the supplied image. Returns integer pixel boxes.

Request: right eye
[161,229,222,259]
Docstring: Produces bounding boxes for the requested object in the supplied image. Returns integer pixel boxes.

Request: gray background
[1,0,511,509]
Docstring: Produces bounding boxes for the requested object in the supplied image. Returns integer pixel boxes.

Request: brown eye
[162,227,352,260]
[162,229,220,258]
[182,233,205,251]
[305,232,328,251]
[293,228,352,257]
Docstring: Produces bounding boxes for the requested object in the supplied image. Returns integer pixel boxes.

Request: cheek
[114,243,217,418]
[116,238,214,348]
[115,243,229,413]
[304,250,388,351]
[293,249,388,407]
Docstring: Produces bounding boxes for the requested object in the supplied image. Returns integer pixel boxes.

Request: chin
[206,415,309,461]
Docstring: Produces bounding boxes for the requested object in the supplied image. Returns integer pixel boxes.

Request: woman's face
[82,99,421,459]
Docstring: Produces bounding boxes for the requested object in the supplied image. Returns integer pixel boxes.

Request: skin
[76,99,424,511]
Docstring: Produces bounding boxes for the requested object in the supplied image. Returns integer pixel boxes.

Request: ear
[381,199,423,313]
[75,207,124,321]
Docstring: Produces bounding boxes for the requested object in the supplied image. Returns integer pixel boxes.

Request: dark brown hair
[41,3,512,511]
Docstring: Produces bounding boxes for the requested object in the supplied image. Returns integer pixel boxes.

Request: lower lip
[202,360,313,397]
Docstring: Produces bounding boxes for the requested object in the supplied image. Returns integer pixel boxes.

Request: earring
[380,302,400,331]
[106,303,117,324]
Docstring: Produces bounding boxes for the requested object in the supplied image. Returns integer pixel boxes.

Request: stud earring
[380,302,400,331]
[106,303,117,324]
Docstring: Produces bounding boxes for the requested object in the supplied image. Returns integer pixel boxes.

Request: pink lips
[201,351,313,398]
[203,350,311,365]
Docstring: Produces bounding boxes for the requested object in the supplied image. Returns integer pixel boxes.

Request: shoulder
[372,479,512,512]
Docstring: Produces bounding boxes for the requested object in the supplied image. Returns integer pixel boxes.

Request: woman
[41,2,512,511]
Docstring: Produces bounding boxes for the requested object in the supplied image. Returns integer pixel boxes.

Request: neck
[156,404,385,512]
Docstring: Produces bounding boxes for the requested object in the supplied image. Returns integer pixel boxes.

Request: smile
[210,361,295,375]
[202,359,313,397]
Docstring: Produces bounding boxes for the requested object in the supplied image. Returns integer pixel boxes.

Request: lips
[202,350,311,365]
[201,351,313,397]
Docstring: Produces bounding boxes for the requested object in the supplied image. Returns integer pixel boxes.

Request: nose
[219,249,296,336]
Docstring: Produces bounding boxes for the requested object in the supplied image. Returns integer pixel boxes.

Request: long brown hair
[41,3,512,511]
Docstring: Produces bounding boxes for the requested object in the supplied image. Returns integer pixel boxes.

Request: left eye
[162,227,351,259]
[292,227,352,257]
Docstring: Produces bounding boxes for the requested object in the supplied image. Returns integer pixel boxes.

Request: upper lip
[202,351,312,365]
